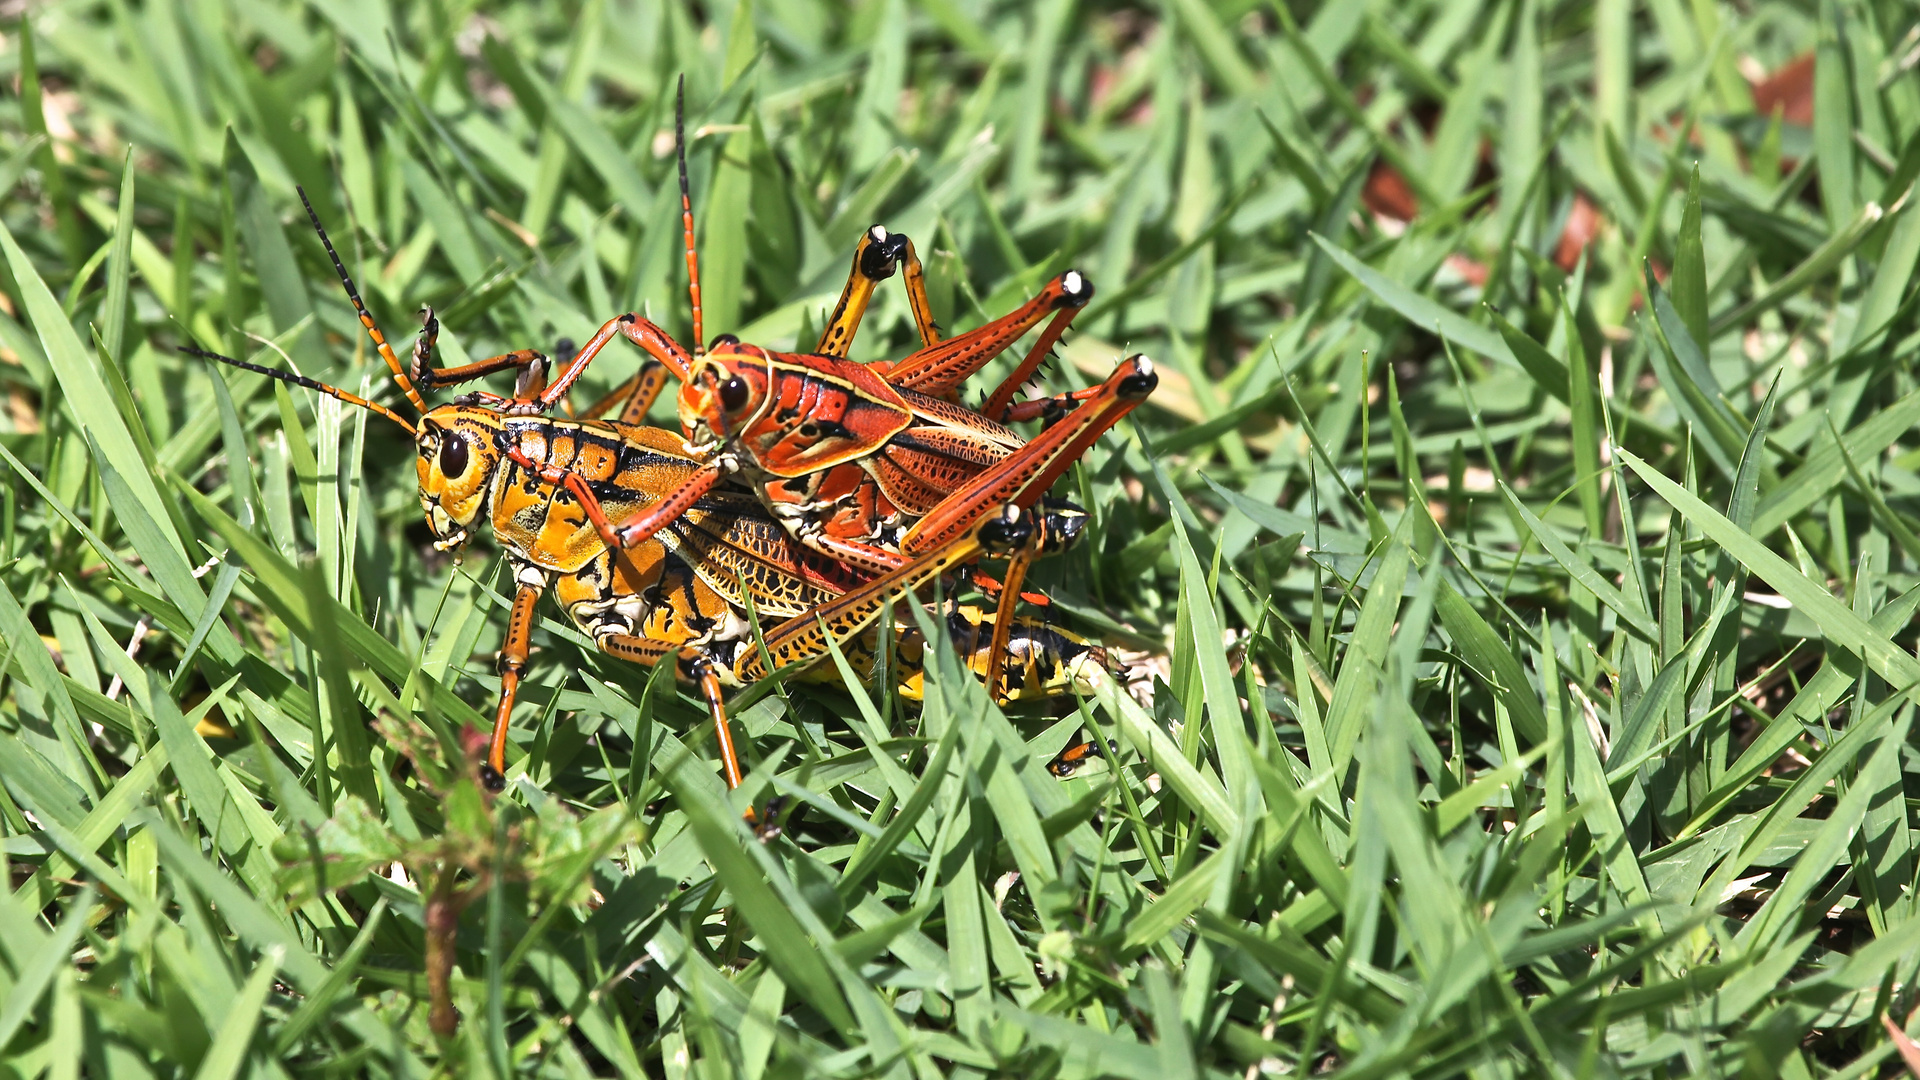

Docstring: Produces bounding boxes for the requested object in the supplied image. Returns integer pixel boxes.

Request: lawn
[1,0,1918,1076]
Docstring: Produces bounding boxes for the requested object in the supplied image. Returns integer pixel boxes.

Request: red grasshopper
[418,79,1155,699]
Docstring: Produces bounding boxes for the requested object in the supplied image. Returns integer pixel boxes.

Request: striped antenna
[296,186,430,414]
[182,345,418,436]
[676,75,704,359]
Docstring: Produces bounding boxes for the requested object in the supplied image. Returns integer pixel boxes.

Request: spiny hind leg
[877,271,1092,401]
[978,294,1092,422]
[740,504,1035,683]
[900,356,1156,556]
[998,382,1111,425]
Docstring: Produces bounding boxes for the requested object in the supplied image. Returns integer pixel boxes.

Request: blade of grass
[1619,449,1920,691]
[0,220,182,552]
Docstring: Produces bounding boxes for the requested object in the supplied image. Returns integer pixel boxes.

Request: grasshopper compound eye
[718,375,750,412]
[439,431,470,478]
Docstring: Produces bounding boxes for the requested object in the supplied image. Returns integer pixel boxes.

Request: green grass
[3,0,1920,1075]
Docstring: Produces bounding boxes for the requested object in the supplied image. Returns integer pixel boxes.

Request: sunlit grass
[1,0,1919,1076]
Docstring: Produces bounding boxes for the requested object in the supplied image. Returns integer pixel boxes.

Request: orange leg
[501,445,623,545]
[617,363,676,423]
[753,470,1078,600]
[405,306,550,395]
[403,301,678,420]
[983,546,1034,703]
[1026,368,1159,501]
[604,463,733,549]
[693,660,744,789]
[501,443,732,555]
[979,300,1087,422]
[598,635,747,790]
[1047,740,1110,778]
[574,360,676,423]
[783,528,913,578]
[977,500,1084,702]
[998,381,1106,425]
[964,567,1052,608]
[873,271,1092,400]
[484,580,544,790]
[901,356,1156,554]
[495,315,693,416]
[900,239,939,350]
[414,351,551,392]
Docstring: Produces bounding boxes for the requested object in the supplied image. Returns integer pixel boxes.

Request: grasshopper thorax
[679,340,914,477]
[415,405,507,552]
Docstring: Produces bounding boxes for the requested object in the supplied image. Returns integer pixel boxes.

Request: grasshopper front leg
[449,315,694,418]
[413,312,689,421]
[515,315,693,414]
[405,307,552,399]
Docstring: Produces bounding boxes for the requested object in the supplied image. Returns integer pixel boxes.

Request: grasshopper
[413,79,1154,701]
[188,215,1108,789]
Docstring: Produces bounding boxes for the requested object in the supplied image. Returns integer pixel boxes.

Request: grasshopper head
[415,406,501,551]
[678,339,773,453]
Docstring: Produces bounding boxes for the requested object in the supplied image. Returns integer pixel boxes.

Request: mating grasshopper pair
[418,82,1156,699]
[194,83,1152,790]
[197,334,1105,789]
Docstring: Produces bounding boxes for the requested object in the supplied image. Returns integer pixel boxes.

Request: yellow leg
[739,504,1034,683]
[600,634,749,791]
[815,226,941,357]
[484,581,544,791]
